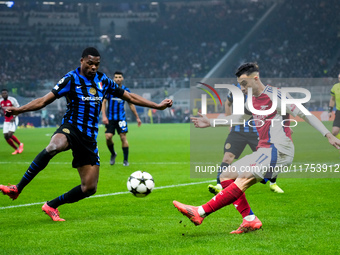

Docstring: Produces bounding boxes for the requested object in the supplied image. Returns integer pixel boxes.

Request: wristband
[328,106,333,113]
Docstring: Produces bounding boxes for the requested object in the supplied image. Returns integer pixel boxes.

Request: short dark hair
[235,62,259,77]
[82,47,100,58]
[1,88,8,92]
[114,71,124,76]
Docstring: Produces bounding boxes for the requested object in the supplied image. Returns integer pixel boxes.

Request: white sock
[216,184,222,190]
[244,214,256,221]
[198,206,206,218]
[270,182,276,185]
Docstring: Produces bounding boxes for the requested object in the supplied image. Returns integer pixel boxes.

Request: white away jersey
[247,85,300,157]
[0,96,20,122]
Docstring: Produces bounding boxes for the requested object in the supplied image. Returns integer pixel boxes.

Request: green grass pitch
[0,122,339,254]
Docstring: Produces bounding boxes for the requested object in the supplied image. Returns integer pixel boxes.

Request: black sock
[269,177,277,183]
[217,162,229,184]
[47,185,89,209]
[123,147,129,161]
[108,144,115,155]
[17,149,53,192]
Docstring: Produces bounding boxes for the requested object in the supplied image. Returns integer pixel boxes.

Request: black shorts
[54,123,100,168]
[224,131,259,159]
[333,110,340,128]
[105,120,128,135]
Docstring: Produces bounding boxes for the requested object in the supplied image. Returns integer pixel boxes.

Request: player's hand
[136,118,142,127]
[102,116,109,125]
[5,107,20,117]
[190,112,211,128]
[326,133,340,149]
[157,99,173,110]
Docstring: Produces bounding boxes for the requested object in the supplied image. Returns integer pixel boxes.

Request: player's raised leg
[43,164,99,221]
[0,133,67,200]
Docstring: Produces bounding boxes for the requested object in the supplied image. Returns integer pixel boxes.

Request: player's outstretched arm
[122,91,172,110]
[191,112,211,128]
[298,113,340,149]
[6,92,56,117]
[191,112,248,128]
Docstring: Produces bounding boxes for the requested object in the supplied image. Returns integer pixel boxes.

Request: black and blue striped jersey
[105,85,130,121]
[227,83,258,133]
[51,67,124,139]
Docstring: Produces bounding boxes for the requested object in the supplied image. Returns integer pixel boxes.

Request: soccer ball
[127,171,155,198]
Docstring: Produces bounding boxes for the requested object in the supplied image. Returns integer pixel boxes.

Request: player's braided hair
[235,62,259,77]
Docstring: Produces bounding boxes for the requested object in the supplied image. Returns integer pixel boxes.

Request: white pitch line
[0,180,212,210]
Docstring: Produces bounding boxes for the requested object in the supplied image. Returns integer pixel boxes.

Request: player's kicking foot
[12,150,19,155]
[173,200,204,226]
[230,216,262,234]
[270,183,284,193]
[18,143,24,154]
[42,202,65,221]
[110,153,117,165]
[123,160,129,166]
[208,184,222,195]
[0,184,20,200]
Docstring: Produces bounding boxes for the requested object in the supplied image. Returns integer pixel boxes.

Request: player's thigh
[48,133,69,153]
[224,131,248,159]
[3,122,16,134]
[105,120,116,136]
[231,147,293,182]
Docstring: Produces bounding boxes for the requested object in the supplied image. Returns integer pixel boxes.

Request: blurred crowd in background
[0,0,339,124]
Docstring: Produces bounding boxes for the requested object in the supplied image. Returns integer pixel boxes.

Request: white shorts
[3,118,19,134]
[231,146,294,181]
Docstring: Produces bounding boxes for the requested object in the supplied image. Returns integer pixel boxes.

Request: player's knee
[234,173,257,192]
[47,135,69,154]
[223,152,235,165]
[332,130,339,136]
[4,133,10,140]
[82,184,97,196]
[105,133,113,140]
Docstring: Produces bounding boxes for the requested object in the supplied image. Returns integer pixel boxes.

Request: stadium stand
[0,0,339,123]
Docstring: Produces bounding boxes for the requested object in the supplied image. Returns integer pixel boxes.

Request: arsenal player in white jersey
[174,62,340,234]
[0,89,24,154]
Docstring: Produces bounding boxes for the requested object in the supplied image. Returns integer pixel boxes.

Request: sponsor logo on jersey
[111,98,122,102]
[81,96,103,101]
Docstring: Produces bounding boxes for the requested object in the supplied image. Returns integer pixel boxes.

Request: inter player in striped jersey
[175,62,340,233]
[101,71,142,166]
[0,47,172,221]
[208,83,284,195]
[0,89,24,155]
